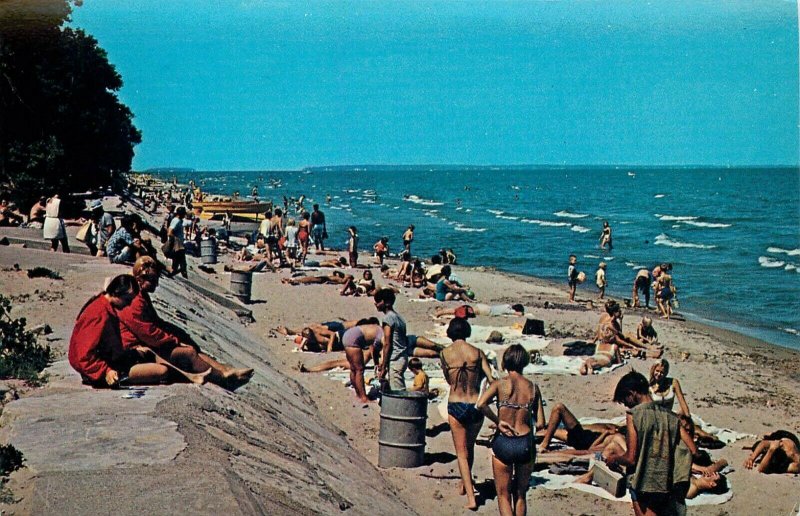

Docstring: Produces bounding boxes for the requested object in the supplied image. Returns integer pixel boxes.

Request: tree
[0,0,141,210]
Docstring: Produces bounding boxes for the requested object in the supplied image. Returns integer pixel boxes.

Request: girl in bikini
[477,344,544,516]
[440,318,495,510]
[341,320,383,403]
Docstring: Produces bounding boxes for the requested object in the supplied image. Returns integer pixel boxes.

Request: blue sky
[71,0,799,170]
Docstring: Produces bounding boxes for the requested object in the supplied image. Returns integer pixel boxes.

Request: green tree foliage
[0,0,141,208]
[0,295,51,384]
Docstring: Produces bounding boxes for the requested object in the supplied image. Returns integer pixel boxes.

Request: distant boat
[628,171,636,177]
[193,200,272,221]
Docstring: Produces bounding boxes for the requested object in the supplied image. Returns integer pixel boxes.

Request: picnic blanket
[531,469,733,506]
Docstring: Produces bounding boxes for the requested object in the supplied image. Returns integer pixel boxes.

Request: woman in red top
[68,274,169,387]
[118,257,253,387]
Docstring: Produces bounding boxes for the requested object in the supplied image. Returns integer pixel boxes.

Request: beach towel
[531,469,733,506]
[429,325,551,353]
[577,415,753,445]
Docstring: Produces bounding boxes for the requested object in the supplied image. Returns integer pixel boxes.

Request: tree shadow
[423,451,456,466]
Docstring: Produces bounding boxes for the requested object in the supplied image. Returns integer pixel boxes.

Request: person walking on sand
[606,371,698,516]
[567,255,579,302]
[347,226,359,268]
[297,211,311,264]
[477,344,543,516]
[402,224,415,253]
[441,318,495,511]
[166,206,188,278]
[43,194,70,253]
[373,237,389,265]
[310,204,327,251]
[596,262,607,300]
[599,220,613,251]
[374,289,409,392]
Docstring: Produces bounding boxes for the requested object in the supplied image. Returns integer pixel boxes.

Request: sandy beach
[0,193,798,515]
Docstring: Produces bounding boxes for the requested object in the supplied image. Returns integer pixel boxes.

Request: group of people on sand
[568,254,679,319]
[69,256,253,389]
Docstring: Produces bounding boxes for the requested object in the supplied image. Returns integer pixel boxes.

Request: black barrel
[200,239,217,264]
[229,270,252,303]
[378,390,428,468]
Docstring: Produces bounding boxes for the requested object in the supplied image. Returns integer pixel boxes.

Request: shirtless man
[538,402,621,454]
[280,271,352,286]
[744,430,800,474]
[435,303,525,318]
[275,320,353,353]
[299,334,445,372]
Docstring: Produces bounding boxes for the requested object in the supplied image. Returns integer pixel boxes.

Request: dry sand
[0,197,798,515]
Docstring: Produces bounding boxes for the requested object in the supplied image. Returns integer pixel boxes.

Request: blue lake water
[170,167,800,350]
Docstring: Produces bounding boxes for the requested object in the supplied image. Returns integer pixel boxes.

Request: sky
[70,0,799,170]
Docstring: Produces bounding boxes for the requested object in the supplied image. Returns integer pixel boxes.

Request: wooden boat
[193,200,272,221]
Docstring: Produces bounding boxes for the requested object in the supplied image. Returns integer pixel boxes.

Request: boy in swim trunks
[567,255,579,302]
[408,357,429,395]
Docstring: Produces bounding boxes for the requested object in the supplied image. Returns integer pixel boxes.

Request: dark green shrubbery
[0,296,51,384]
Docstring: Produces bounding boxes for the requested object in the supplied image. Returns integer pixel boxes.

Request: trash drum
[229,270,252,303]
[200,239,217,264]
[378,390,428,468]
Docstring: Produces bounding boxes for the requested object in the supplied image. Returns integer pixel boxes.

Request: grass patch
[0,296,51,385]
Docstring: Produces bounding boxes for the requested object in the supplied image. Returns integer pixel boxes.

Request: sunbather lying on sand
[538,402,622,454]
[435,303,525,318]
[744,430,800,474]
[275,320,353,353]
[281,271,353,286]
[119,257,254,387]
[299,334,445,372]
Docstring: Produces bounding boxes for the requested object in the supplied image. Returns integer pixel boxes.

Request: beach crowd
[2,176,796,516]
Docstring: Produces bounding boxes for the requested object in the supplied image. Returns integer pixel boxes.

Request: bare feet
[223,368,254,382]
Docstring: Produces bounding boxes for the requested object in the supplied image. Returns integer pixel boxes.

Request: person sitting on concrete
[118,257,253,387]
[69,274,171,388]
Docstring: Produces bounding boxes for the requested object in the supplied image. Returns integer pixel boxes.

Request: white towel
[522,356,626,376]
[578,415,753,445]
[429,325,551,352]
[531,470,733,506]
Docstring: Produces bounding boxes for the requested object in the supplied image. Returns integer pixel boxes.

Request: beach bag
[522,318,545,336]
[75,221,92,243]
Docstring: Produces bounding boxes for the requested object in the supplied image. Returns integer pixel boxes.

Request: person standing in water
[402,224,415,253]
[310,204,327,251]
[599,221,613,251]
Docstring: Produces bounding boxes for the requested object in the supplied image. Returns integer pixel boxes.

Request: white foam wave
[683,220,732,228]
[654,194,666,199]
[783,328,799,335]
[454,225,487,233]
[758,256,785,268]
[570,225,591,233]
[487,209,504,215]
[521,218,571,227]
[404,195,444,206]
[554,210,590,219]
[584,255,601,259]
[767,246,800,256]
[496,215,520,221]
[464,209,472,212]
[656,214,698,222]
[654,233,717,249]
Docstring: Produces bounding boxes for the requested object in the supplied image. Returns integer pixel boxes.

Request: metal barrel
[200,239,217,264]
[378,390,428,468]
[229,270,252,303]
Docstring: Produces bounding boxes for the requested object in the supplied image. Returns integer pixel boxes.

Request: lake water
[170,166,799,350]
